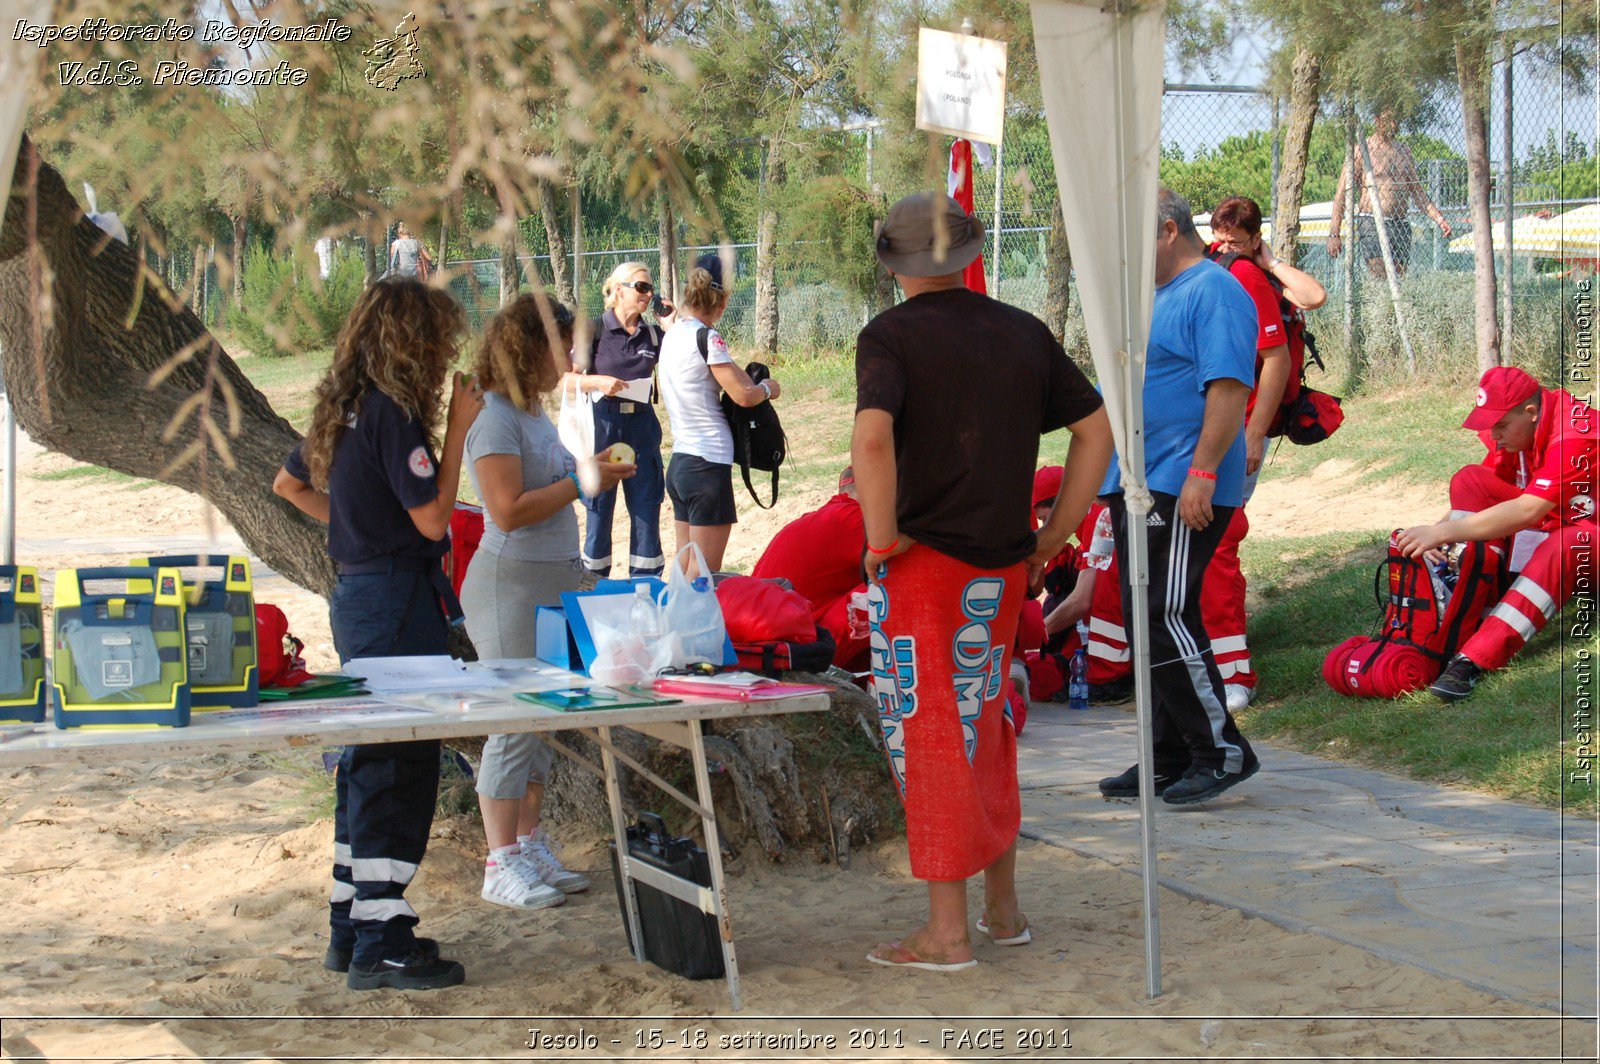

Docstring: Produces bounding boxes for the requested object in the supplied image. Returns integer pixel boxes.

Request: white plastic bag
[584,587,674,684]
[557,376,601,496]
[660,545,728,670]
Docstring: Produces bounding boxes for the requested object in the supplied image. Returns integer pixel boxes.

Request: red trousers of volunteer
[1202,508,1256,689]
[1451,464,1596,671]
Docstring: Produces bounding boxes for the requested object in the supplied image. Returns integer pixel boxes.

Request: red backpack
[715,576,837,677]
[254,603,315,689]
[445,503,484,597]
[1211,250,1344,446]
[1322,532,1506,698]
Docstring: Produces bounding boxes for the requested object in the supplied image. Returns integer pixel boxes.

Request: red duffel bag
[1323,634,1440,698]
[715,575,816,645]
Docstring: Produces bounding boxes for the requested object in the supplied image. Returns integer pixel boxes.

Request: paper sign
[916,27,1008,145]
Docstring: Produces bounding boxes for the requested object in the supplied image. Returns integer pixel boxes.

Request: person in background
[751,465,869,670]
[570,261,673,578]
[854,191,1112,971]
[1327,109,1453,278]
[657,253,781,575]
[1096,187,1261,808]
[1396,367,1596,701]
[273,278,478,992]
[389,222,433,281]
[461,294,634,911]
[1203,194,1328,710]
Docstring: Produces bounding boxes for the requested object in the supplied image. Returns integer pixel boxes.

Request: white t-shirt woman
[654,260,782,574]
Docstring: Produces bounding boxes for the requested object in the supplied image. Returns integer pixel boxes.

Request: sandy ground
[0,413,1562,1059]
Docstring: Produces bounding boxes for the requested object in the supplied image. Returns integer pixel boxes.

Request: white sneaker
[1224,684,1254,712]
[521,829,591,894]
[481,853,565,910]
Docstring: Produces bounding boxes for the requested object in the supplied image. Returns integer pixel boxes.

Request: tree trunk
[534,180,574,307]
[231,213,245,310]
[872,193,895,316]
[657,189,678,303]
[360,211,378,285]
[1043,199,1073,348]
[1457,38,1501,371]
[0,138,334,596]
[755,145,783,355]
[1271,45,1321,266]
[498,225,518,306]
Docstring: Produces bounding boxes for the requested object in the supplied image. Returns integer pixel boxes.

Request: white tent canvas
[1030,0,1168,997]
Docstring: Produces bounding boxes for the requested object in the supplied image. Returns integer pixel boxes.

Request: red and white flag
[947,139,988,294]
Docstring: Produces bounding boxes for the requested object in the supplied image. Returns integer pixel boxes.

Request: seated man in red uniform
[1026,467,1132,702]
[751,466,869,670]
[1397,367,1597,701]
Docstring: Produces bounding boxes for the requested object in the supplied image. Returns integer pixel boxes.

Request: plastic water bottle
[1068,622,1090,711]
[630,584,661,639]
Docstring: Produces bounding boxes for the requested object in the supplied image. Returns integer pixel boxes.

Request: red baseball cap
[1033,465,1065,508]
[1462,366,1541,430]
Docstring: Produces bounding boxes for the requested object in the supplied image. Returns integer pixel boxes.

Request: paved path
[1017,701,1598,1017]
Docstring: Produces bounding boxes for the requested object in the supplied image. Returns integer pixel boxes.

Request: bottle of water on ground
[1068,622,1090,711]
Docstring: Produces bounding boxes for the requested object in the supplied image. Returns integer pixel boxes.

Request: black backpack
[696,327,786,509]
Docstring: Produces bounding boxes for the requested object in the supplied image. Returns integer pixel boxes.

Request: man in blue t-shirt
[1098,187,1262,806]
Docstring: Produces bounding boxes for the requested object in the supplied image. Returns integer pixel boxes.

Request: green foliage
[1520,131,1600,201]
[228,244,364,359]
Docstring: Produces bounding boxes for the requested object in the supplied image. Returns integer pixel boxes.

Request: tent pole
[1109,8,1161,1002]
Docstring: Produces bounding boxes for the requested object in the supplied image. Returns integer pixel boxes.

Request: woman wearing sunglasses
[569,262,675,578]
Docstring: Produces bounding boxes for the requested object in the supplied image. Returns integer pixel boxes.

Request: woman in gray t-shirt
[388,222,433,280]
[461,294,634,911]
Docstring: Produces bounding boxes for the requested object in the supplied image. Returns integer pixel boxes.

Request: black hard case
[608,812,726,980]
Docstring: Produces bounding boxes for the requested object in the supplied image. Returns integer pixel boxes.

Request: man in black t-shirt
[853,191,1113,973]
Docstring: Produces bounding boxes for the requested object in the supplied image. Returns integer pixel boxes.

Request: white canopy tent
[0,1,53,567]
[1030,0,1168,997]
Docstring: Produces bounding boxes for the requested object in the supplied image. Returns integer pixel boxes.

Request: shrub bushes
[227,243,364,357]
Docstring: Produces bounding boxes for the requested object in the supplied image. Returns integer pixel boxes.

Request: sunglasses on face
[621,280,654,295]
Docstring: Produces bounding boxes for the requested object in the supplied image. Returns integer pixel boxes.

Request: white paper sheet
[608,377,653,403]
[343,656,491,693]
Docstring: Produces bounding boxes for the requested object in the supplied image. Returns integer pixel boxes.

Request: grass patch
[1239,530,1590,809]
[30,465,145,486]
[1256,384,1482,490]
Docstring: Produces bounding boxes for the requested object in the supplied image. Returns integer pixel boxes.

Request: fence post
[991,139,1003,295]
[1501,37,1514,359]
[1269,94,1280,224]
[571,182,584,316]
[1342,105,1364,391]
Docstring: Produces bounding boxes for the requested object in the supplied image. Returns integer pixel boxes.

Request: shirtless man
[1327,110,1453,278]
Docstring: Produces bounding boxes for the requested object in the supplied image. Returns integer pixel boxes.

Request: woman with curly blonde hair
[273,277,481,992]
[460,292,634,911]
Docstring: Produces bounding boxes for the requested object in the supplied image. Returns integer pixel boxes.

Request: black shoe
[346,947,464,991]
[1097,763,1179,799]
[1162,758,1261,806]
[1429,656,1483,703]
[324,936,438,974]
[1089,679,1135,705]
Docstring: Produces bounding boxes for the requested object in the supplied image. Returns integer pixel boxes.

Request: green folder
[516,685,681,711]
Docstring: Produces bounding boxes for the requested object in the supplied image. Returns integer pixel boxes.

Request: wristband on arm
[567,471,583,498]
[866,537,900,556]
[1187,467,1218,481]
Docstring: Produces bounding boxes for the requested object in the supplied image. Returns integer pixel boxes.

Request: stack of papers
[652,672,831,702]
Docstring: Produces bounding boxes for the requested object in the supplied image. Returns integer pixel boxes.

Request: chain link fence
[191,68,1590,382]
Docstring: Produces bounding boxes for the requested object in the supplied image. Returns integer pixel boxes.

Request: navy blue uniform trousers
[328,568,445,967]
[583,401,665,576]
